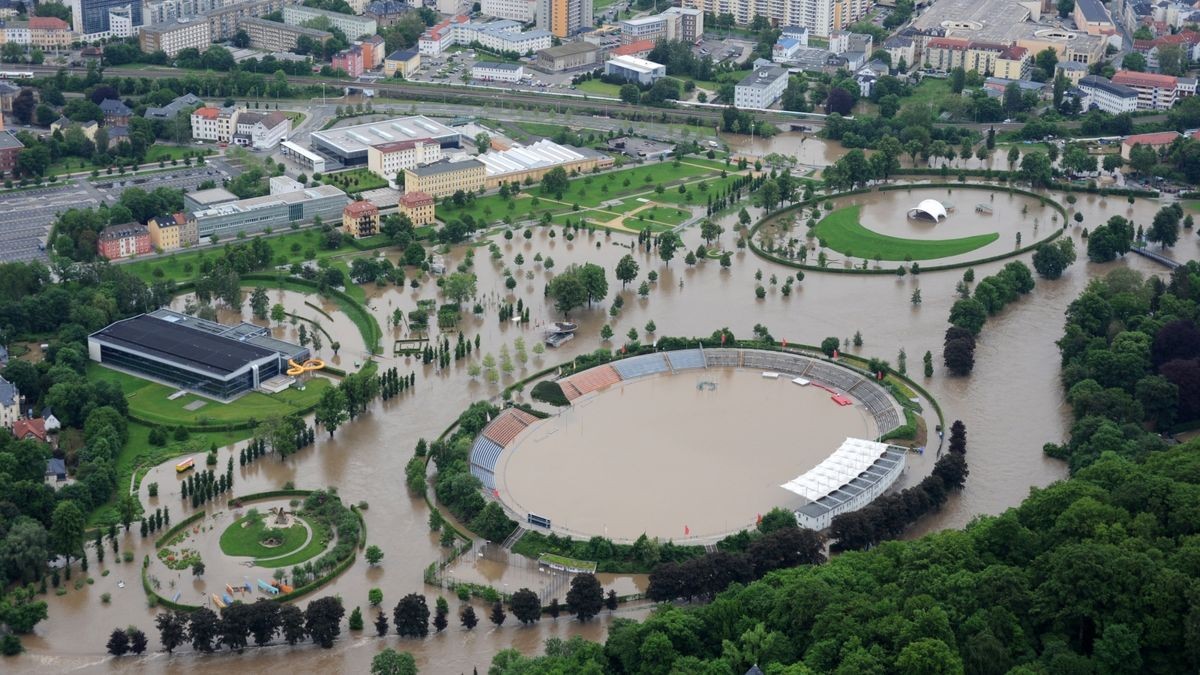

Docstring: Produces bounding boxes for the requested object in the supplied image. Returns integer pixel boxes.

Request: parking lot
[0,166,228,263]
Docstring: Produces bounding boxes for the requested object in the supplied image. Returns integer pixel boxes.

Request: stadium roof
[781,438,894,501]
[90,314,278,377]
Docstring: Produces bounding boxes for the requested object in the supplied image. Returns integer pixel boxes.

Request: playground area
[494,365,878,542]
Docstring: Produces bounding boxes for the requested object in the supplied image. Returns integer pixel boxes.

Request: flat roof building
[190,184,350,239]
[734,65,789,109]
[87,309,308,400]
[239,16,332,52]
[184,187,239,213]
[910,0,1107,65]
[604,54,666,85]
[309,115,461,167]
[282,4,376,39]
[404,159,486,198]
[535,40,600,72]
[1079,74,1139,114]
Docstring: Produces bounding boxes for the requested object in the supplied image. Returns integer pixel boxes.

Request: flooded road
[18,130,1183,673]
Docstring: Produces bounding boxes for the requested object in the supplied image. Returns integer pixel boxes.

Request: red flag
[756,513,763,524]
[684,525,690,535]
[721,333,726,345]
[782,339,787,348]
[833,349,839,359]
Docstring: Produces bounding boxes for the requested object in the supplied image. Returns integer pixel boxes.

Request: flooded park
[16,126,1194,674]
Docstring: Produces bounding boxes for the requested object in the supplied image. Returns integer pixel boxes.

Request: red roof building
[1120,131,1180,159]
[13,418,47,442]
[1113,70,1181,110]
[613,40,655,58]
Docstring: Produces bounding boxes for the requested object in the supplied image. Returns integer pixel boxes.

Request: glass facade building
[79,0,143,35]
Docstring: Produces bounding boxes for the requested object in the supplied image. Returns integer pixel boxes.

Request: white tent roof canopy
[780,437,891,501]
[908,199,947,221]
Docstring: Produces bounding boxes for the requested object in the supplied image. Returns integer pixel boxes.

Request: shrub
[531,381,569,406]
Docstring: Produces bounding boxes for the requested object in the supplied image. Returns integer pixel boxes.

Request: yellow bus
[175,457,195,473]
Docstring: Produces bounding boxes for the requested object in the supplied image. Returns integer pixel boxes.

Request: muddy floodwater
[19,128,1189,673]
[499,368,874,542]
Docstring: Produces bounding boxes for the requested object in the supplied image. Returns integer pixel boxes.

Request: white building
[784,438,907,531]
[773,37,804,62]
[190,105,239,142]
[734,65,789,109]
[138,18,211,57]
[604,55,666,85]
[233,110,291,150]
[282,4,376,39]
[1078,74,1140,114]
[682,0,868,38]
[480,0,536,22]
[780,25,808,45]
[366,138,445,182]
[472,61,525,82]
[619,7,703,44]
[0,376,18,431]
[419,18,551,56]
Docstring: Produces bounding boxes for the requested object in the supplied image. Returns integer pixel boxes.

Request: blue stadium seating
[611,354,669,380]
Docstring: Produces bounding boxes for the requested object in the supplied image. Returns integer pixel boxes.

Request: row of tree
[943,262,1036,376]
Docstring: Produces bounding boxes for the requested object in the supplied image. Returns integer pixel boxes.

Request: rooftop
[475,61,523,71]
[539,41,598,57]
[408,158,484,177]
[311,115,458,155]
[388,47,419,60]
[239,16,332,38]
[343,200,379,217]
[0,375,16,407]
[738,65,788,89]
[782,438,900,503]
[606,54,664,74]
[371,137,434,153]
[145,93,203,119]
[614,39,655,56]
[1079,74,1138,98]
[1113,70,1178,88]
[1075,0,1112,23]
[99,223,148,241]
[91,313,279,377]
[13,418,46,442]
[399,191,434,207]
[0,131,23,151]
[187,187,239,206]
[476,138,589,177]
[192,184,347,218]
[1122,131,1180,145]
[29,16,69,29]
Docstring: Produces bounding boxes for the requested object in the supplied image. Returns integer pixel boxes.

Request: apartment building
[139,18,211,56]
[147,213,198,251]
[420,17,551,57]
[1112,70,1183,110]
[537,0,592,38]
[403,159,486,198]
[23,16,73,49]
[341,201,380,238]
[282,4,375,39]
[398,191,435,226]
[682,0,867,38]
[480,0,536,22]
[1078,74,1139,114]
[332,45,364,77]
[734,65,789,109]
[200,0,296,42]
[922,37,1029,79]
[190,106,239,142]
[366,138,444,180]
[98,223,152,259]
[238,16,331,52]
[360,34,385,70]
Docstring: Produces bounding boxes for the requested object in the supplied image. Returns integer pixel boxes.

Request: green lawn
[220,513,311,558]
[813,206,999,261]
[902,78,954,110]
[577,79,622,97]
[321,168,388,194]
[88,363,331,427]
[254,519,331,568]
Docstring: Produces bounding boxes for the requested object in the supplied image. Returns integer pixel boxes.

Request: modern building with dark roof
[145,93,204,120]
[87,309,308,400]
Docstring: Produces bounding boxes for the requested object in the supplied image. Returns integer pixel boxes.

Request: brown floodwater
[17,130,1180,673]
[498,368,874,542]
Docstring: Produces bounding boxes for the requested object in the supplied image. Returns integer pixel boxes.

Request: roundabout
[469,348,914,543]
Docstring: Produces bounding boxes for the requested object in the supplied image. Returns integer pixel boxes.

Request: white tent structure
[907,199,947,221]
[781,437,907,530]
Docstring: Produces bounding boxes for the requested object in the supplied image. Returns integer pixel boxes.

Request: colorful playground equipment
[286,358,326,377]
[257,579,279,595]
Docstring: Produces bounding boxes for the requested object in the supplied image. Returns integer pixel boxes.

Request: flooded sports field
[497,368,874,542]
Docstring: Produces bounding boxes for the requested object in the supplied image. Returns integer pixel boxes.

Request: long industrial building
[88,309,308,400]
[190,184,349,239]
[309,115,461,167]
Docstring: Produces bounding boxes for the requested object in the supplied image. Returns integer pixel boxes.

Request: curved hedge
[749,184,1067,274]
[240,273,382,354]
[155,510,206,549]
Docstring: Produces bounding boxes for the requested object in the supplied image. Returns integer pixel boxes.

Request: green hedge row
[142,558,202,612]
[231,489,314,504]
[154,511,206,549]
[241,273,382,354]
[749,185,1067,275]
[272,504,365,603]
[890,169,1159,197]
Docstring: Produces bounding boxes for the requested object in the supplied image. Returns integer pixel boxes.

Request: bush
[531,381,569,406]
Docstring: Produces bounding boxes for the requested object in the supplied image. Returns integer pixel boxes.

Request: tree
[247,598,281,646]
[394,593,429,637]
[578,263,608,307]
[127,628,148,655]
[305,596,345,648]
[280,604,306,645]
[1019,151,1053,188]
[189,607,219,653]
[314,387,349,437]
[548,272,587,318]
[943,327,977,376]
[192,560,205,577]
[371,649,418,675]
[106,628,129,656]
[374,610,389,636]
[365,545,384,566]
[541,166,569,199]
[250,286,270,320]
[433,596,449,632]
[218,602,251,651]
[948,298,987,336]
[510,588,541,625]
[605,590,618,612]
[443,272,477,304]
[1122,51,1147,72]
[566,573,604,622]
[1148,207,1180,248]
[619,84,640,104]
[658,232,681,266]
[460,605,478,630]
[615,254,639,288]
[50,501,85,567]
[700,219,724,244]
[349,606,364,631]
[490,600,507,627]
[1032,239,1076,279]
[474,132,491,153]
[156,611,188,653]
[270,303,286,324]
[1007,145,1020,167]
